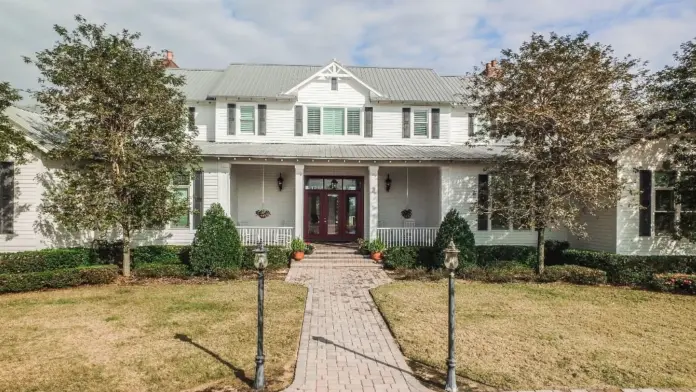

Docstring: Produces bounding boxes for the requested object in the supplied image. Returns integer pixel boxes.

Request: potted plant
[305,242,315,255]
[290,237,306,261]
[356,238,369,255]
[255,209,271,219]
[367,238,386,262]
[401,208,413,219]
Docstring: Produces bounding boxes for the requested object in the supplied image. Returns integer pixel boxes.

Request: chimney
[161,50,179,69]
[484,60,499,77]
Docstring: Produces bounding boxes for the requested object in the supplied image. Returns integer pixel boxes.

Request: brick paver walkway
[284,263,431,392]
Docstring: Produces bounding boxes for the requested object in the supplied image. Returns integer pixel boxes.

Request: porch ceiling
[195,142,504,161]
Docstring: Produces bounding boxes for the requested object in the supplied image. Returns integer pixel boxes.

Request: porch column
[368,165,379,240]
[217,160,231,217]
[294,164,304,239]
[439,165,450,221]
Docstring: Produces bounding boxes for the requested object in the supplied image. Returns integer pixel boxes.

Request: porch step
[293,243,378,267]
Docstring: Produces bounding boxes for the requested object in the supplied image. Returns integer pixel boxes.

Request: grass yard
[372,281,696,390]
[0,281,307,392]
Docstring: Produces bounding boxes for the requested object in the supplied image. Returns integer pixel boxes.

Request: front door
[304,177,363,242]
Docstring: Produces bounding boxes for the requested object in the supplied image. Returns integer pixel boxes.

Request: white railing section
[376,227,439,247]
[237,227,294,246]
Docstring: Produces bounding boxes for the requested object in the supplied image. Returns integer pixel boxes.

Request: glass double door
[305,190,361,242]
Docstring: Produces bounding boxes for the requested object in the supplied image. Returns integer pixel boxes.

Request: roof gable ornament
[283,60,383,97]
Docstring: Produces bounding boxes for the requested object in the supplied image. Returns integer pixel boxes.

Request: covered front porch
[226,163,442,247]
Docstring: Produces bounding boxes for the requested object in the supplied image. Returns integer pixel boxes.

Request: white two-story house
[2,58,695,255]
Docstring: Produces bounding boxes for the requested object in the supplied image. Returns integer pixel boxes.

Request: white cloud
[1,0,694,100]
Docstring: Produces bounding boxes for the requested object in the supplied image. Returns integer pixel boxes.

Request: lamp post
[443,240,460,392]
[253,240,268,391]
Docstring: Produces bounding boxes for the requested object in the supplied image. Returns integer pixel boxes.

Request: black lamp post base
[254,355,265,391]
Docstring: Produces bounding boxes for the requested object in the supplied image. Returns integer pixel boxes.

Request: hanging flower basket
[401,208,413,219]
[255,209,271,219]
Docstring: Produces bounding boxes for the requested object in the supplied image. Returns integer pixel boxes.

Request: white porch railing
[376,227,439,247]
[237,227,294,247]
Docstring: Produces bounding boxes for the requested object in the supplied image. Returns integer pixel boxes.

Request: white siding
[378,167,440,227]
[232,164,296,228]
[441,163,569,245]
[450,108,470,144]
[190,101,216,142]
[570,208,617,252]
[297,78,368,106]
[616,139,696,255]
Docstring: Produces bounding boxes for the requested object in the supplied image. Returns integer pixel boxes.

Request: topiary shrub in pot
[190,203,243,277]
[433,209,476,269]
[290,237,306,261]
[367,238,386,262]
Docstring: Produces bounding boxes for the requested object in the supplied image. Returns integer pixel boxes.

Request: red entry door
[305,190,361,242]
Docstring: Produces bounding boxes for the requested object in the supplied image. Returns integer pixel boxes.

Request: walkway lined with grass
[284,259,430,392]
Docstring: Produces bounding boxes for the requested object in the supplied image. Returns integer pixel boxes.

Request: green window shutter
[258,104,267,136]
[307,107,321,134]
[192,171,204,229]
[477,174,489,231]
[468,113,475,136]
[0,162,14,234]
[227,104,236,135]
[402,108,410,138]
[240,106,255,134]
[347,108,361,135]
[431,108,440,139]
[413,110,428,136]
[323,108,345,135]
[364,107,373,138]
[294,105,303,136]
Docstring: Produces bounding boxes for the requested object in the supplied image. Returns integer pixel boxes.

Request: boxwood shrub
[561,249,696,286]
[241,246,290,270]
[133,263,192,279]
[383,247,426,269]
[458,262,536,283]
[0,248,95,274]
[0,265,118,293]
[539,265,607,285]
[476,245,537,267]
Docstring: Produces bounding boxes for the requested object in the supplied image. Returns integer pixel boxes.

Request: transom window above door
[305,177,362,190]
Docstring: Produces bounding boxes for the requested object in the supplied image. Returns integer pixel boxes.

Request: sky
[1,0,695,100]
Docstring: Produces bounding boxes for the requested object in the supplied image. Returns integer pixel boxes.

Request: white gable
[283,60,382,97]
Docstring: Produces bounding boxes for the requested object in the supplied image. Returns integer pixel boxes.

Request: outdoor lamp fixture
[330,178,339,189]
[277,174,284,191]
[253,240,268,391]
[385,174,392,192]
[444,240,460,392]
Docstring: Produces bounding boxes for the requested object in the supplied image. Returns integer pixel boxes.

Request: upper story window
[240,106,255,134]
[402,107,440,139]
[413,110,428,137]
[331,77,338,91]
[306,106,361,136]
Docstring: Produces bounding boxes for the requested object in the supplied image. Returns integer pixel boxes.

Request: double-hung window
[654,171,676,235]
[413,109,428,137]
[239,106,255,134]
[347,108,361,135]
[322,108,345,135]
[171,173,191,229]
[308,107,321,134]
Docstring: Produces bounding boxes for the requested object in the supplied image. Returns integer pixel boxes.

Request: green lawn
[0,281,307,392]
[372,281,696,390]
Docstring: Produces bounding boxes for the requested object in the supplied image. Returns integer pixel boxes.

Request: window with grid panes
[171,173,191,228]
[307,107,321,134]
[323,108,345,135]
[347,108,360,135]
[239,106,255,134]
[413,109,428,136]
[654,171,676,234]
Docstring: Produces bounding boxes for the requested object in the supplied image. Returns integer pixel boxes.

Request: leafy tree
[24,15,200,277]
[433,208,476,268]
[0,82,35,164]
[465,32,647,273]
[646,38,696,242]
[190,203,243,277]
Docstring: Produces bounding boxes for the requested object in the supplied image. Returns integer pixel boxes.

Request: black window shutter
[639,170,652,237]
[0,162,14,234]
[193,170,204,229]
[468,113,475,137]
[364,107,373,138]
[294,105,303,136]
[431,108,440,139]
[258,104,267,136]
[227,104,236,135]
[402,108,410,138]
[477,174,489,231]
[188,107,196,133]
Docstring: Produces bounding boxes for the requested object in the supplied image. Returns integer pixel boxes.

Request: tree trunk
[536,228,545,275]
[122,232,131,277]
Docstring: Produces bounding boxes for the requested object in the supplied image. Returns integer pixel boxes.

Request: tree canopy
[466,31,648,272]
[25,15,200,276]
[0,82,35,164]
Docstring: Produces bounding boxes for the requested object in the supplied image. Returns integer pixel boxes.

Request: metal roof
[201,63,464,103]
[194,141,503,161]
[4,105,54,151]
[167,69,225,101]
[441,75,472,104]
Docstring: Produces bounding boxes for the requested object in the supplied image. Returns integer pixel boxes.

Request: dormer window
[331,77,338,91]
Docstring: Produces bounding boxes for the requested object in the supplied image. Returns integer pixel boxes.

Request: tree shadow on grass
[174,333,254,388]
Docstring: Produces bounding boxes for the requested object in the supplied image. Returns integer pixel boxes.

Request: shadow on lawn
[174,333,254,388]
